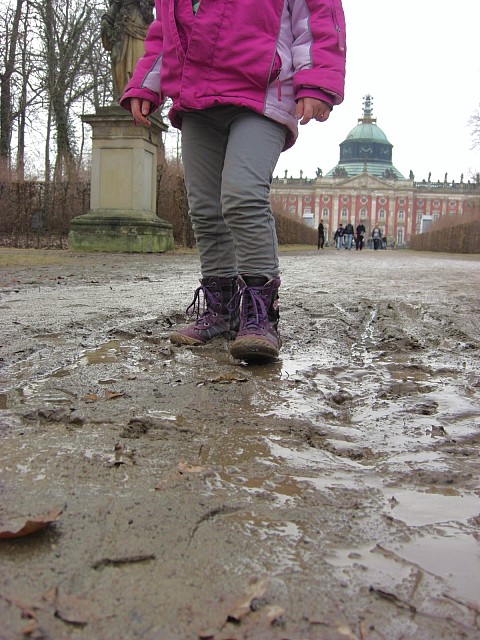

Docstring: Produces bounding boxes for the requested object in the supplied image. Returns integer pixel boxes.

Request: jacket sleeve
[289,0,346,106]
[119,2,164,113]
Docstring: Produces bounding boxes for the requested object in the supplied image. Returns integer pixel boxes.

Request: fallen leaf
[104,390,125,400]
[0,507,64,539]
[208,373,248,384]
[177,461,206,474]
[82,393,98,402]
[54,591,96,626]
[226,577,269,623]
[108,442,135,466]
[264,604,285,625]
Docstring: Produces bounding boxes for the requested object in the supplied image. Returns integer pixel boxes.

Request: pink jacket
[120,0,346,151]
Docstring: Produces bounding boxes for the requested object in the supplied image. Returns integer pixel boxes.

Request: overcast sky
[274,0,480,183]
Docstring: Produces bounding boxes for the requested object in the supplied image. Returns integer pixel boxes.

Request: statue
[101,0,154,100]
[316,167,323,177]
[409,169,414,180]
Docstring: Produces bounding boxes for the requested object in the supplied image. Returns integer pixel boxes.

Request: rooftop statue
[101,0,154,100]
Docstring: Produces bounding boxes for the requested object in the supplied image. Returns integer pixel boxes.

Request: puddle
[395,532,480,605]
[80,339,126,365]
[269,439,373,471]
[325,531,480,606]
[382,488,480,526]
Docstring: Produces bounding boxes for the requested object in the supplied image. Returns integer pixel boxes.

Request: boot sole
[230,337,280,362]
[170,329,237,346]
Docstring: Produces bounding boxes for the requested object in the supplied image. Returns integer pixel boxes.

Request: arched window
[322,208,329,217]
[341,207,348,218]
[379,208,386,219]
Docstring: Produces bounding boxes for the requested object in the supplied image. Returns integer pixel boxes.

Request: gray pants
[181,106,287,280]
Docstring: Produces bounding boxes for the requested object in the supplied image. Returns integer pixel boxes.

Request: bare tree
[0,0,25,174]
[31,0,109,180]
[469,105,480,151]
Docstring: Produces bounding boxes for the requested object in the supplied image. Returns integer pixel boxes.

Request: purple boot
[230,276,281,362]
[170,276,238,346]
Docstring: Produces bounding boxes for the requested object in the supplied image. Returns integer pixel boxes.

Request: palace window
[322,208,329,217]
[379,209,386,219]
[341,207,348,218]
[398,210,405,220]
[342,196,349,204]
[360,207,367,217]
[397,229,404,245]
[323,195,330,203]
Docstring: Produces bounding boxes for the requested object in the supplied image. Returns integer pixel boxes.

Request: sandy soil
[0,246,479,640]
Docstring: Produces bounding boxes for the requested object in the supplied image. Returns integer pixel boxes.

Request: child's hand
[130,98,152,127]
[296,98,331,125]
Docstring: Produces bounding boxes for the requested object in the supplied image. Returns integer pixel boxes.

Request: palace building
[271,95,479,246]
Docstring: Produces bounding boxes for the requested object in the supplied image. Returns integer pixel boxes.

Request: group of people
[319,221,374,251]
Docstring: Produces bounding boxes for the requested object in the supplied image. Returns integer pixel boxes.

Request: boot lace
[186,284,220,326]
[237,285,269,330]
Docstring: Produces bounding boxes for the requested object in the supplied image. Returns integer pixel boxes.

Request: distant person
[343,221,354,250]
[381,236,387,250]
[355,221,366,250]
[120,0,347,362]
[372,225,382,250]
[317,222,325,250]
[334,223,345,250]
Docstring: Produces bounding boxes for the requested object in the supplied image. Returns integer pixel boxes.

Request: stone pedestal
[69,105,174,253]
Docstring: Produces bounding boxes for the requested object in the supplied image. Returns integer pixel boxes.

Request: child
[120,0,346,362]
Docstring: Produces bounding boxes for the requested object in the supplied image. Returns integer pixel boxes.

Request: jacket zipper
[329,0,345,52]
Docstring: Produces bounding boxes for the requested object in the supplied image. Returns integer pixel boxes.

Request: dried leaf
[0,507,64,539]
[177,461,206,474]
[109,443,135,466]
[104,390,125,400]
[54,591,96,626]
[264,604,285,625]
[155,470,182,490]
[208,373,248,384]
[226,577,269,623]
[82,393,98,402]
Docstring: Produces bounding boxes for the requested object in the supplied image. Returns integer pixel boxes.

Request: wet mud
[0,247,479,640]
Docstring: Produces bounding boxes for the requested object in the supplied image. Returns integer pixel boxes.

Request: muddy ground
[0,246,479,640]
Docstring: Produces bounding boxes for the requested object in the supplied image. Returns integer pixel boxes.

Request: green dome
[325,95,405,180]
[345,122,390,143]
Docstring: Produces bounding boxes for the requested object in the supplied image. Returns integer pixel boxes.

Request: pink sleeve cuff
[295,88,333,109]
